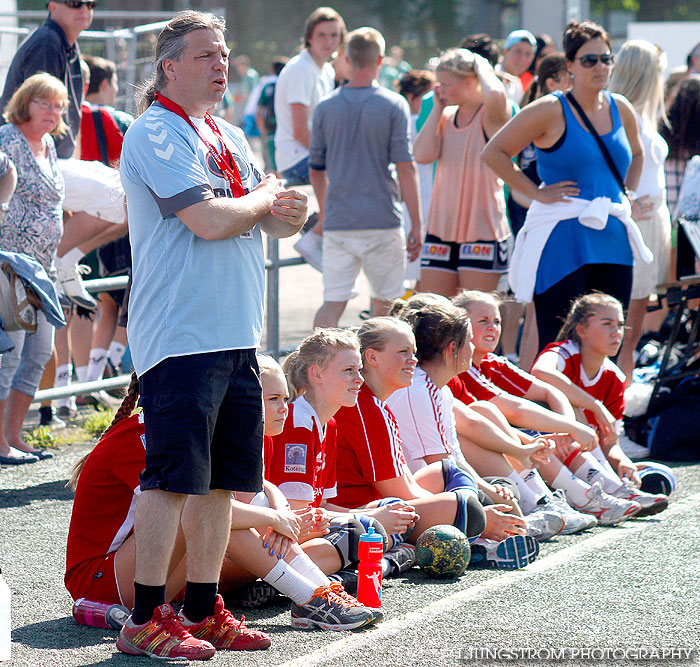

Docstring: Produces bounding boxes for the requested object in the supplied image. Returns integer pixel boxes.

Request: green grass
[23,426,58,450]
[81,408,116,437]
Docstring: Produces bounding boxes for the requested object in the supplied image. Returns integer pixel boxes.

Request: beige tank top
[427,106,509,243]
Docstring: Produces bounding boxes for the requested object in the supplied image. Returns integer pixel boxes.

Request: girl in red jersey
[66,367,379,633]
[334,315,535,547]
[531,293,668,516]
[384,301,547,567]
[266,328,420,575]
[452,289,655,527]
[450,290,599,449]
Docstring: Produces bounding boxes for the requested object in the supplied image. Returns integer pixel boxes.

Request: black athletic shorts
[138,348,264,495]
[420,233,510,273]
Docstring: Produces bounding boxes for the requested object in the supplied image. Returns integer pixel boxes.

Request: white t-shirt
[496,64,524,105]
[386,367,468,473]
[273,49,335,172]
[636,111,669,199]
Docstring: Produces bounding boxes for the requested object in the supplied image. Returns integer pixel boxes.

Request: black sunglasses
[575,53,614,68]
[55,0,96,7]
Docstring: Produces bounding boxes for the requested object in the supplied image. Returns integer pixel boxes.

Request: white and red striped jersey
[387,367,468,473]
[536,340,625,431]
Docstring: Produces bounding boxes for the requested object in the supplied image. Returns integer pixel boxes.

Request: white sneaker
[609,478,668,517]
[539,489,598,534]
[293,231,323,272]
[469,535,539,569]
[618,433,650,460]
[524,507,564,541]
[55,256,96,310]
[569,481,641,526]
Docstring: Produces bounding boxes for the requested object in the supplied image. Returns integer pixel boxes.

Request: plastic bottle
[0,568,10,662]
[356,525,383,608]
[72,598,130,630]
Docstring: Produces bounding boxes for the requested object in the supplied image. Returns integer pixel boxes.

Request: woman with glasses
[507,53,572,369]
[483,21,650,355]
[0,73,67,464]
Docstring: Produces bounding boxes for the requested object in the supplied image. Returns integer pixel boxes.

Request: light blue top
[534,90,634,294]
[121,102,265,376]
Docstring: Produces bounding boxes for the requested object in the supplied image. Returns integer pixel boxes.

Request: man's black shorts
[138,349,263,495]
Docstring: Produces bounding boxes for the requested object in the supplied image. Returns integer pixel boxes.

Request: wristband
[563,447,582,468]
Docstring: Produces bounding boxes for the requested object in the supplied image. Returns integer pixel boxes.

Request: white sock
[507,471,540,513]
[86,348,108,383]
[589,446,621,478]
[552,468,590,507]
[288,552,331,588]
[60,247,85,265]
[521,468,552,499]
[76,365,88,383]
[263,559,318,605]
[382,557,399,577]
[108,341,126,368]
[573,452,621,494]
[54,364,75,410]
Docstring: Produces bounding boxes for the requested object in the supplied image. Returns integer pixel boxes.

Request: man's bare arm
[177,174,283,240]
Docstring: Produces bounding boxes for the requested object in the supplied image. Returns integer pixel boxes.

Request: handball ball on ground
[415,524,470,579]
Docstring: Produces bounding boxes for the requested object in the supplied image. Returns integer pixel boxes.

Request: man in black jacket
[1,0,94,158]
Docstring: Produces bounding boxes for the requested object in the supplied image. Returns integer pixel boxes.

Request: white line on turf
[274,492,700,667]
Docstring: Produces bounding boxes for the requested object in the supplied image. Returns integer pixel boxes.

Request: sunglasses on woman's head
[575,53,614,68]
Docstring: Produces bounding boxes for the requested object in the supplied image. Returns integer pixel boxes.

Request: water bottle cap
[360,525,384,542]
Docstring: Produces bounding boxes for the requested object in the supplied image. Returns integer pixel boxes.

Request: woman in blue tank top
[483,20,645,354]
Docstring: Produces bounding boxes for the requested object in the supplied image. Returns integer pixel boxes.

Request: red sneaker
[179,594,271,651]
[116,604,215,661]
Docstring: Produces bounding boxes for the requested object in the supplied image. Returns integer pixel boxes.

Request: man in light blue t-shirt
[117,11,307,660]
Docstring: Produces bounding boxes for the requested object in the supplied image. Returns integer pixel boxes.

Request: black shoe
[56,405,77,419]
[383,543,417,577]
[238,580,278,609]
[39,406,66,429]
[328,567,358,594]
[0,450,39,465]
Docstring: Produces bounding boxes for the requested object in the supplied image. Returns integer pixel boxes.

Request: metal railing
[31,237,301,405]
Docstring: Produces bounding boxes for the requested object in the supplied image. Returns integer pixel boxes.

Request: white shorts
[58,158,126,224]
[631,195,671,300]
[322,227,406,303]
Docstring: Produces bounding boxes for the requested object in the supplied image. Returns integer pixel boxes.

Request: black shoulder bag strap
[91,108,111,166]
[565,91,629,199]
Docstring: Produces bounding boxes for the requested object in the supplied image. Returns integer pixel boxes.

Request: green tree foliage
[593,0,700,20]
[16,0,700,72]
